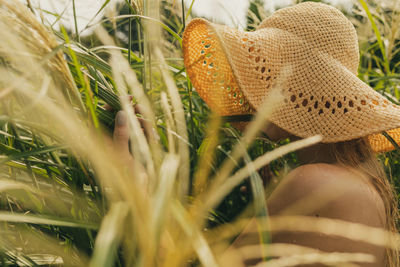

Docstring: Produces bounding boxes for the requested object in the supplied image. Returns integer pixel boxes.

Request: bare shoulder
[283,163,380,197]
[268,163,386,227]
[286,163,366,185]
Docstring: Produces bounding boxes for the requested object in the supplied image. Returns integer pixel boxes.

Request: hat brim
[183,18,400,153]
[182,18,256,116]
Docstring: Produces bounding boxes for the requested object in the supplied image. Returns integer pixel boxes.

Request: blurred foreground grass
[0,0,398,266]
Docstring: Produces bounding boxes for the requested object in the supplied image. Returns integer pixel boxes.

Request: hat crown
[258,2,359,74]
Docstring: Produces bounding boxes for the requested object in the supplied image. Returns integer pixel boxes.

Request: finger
[104,96,134,112]
[113,110,130,155]
[134,104,159,141]
[133,103,142,114]
[104,103,113,111]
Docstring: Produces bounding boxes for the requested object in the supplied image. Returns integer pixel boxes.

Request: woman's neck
[259,123,339,165]
[295,141,338,165]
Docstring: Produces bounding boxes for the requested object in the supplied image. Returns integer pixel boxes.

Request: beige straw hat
[182,2,400,153]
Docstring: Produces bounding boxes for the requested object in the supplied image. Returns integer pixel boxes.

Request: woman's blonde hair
[331,138,399,267]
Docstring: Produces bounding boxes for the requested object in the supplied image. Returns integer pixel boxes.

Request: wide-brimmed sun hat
[182,2,400,153]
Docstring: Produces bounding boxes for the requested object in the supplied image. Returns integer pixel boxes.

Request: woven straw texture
[182,2,400,153]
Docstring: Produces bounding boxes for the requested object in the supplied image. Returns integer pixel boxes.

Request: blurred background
[28,0,355,32]
[1,0,400,266]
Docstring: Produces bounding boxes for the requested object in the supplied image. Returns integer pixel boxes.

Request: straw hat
[182,2,400,153]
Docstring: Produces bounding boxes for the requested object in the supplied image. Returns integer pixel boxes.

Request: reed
[0,0,398,266]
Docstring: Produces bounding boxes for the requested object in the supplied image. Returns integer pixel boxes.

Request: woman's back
[230,163,388,267]
[269,163,386,266]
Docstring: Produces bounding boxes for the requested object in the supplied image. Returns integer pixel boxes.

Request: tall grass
[0,0,399,266]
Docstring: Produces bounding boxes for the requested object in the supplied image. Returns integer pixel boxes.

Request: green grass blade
[5,161,49,178]
[359,0,391,73]
[178,0,196,34]
[2,145,68,163]
[243,153,270,260]
[62,27,99,128]
[73,50,113,77]
[97,107,115,130]
[382,131,400,151]
[128,0,132,65]
[90,15,182,45]
[83,0,111,35]
[72,0,80,42]
[84,69,121,109]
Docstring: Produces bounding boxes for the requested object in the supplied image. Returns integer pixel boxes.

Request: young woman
[114,2,400,266]
[228,124,398,267]
[181,2,400,266]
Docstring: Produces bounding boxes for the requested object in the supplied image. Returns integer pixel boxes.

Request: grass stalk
[181,0,186,31]
[89,203,129,267]
[7,120,40,189]
[172,201,220,267]
[0,212,99,229]
[128,0,132,65]
[382,131,400,151]
[137,20,144,81]
[183,0,197,160]
[87,15,182,44]
[155,48,190,199]
[359,0,391,74]
[160,92,176,153]
[244,152,270,260]
[72,0,80,42]
[1,1,400,266]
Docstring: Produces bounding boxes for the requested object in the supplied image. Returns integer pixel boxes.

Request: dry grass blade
[95,26,159,182]
[236,243,329,259]
[160,92,176,154]
[0,0,84,110]
[155,47,190,200]
[2,1,400,267]
[152,154,180,243]
[219,243,373,267]
[257,252,373,267]
[0,3,155,264]
[171,200,220,267]
[0,178,38,193]
[265,216,400,249]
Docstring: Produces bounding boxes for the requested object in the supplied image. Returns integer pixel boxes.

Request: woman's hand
[113,110,131,158]
[111,109,148,189]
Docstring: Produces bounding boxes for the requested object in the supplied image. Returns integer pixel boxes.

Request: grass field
[0,0,399,266]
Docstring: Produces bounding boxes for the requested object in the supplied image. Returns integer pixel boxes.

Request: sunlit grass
[0,0,399,266]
